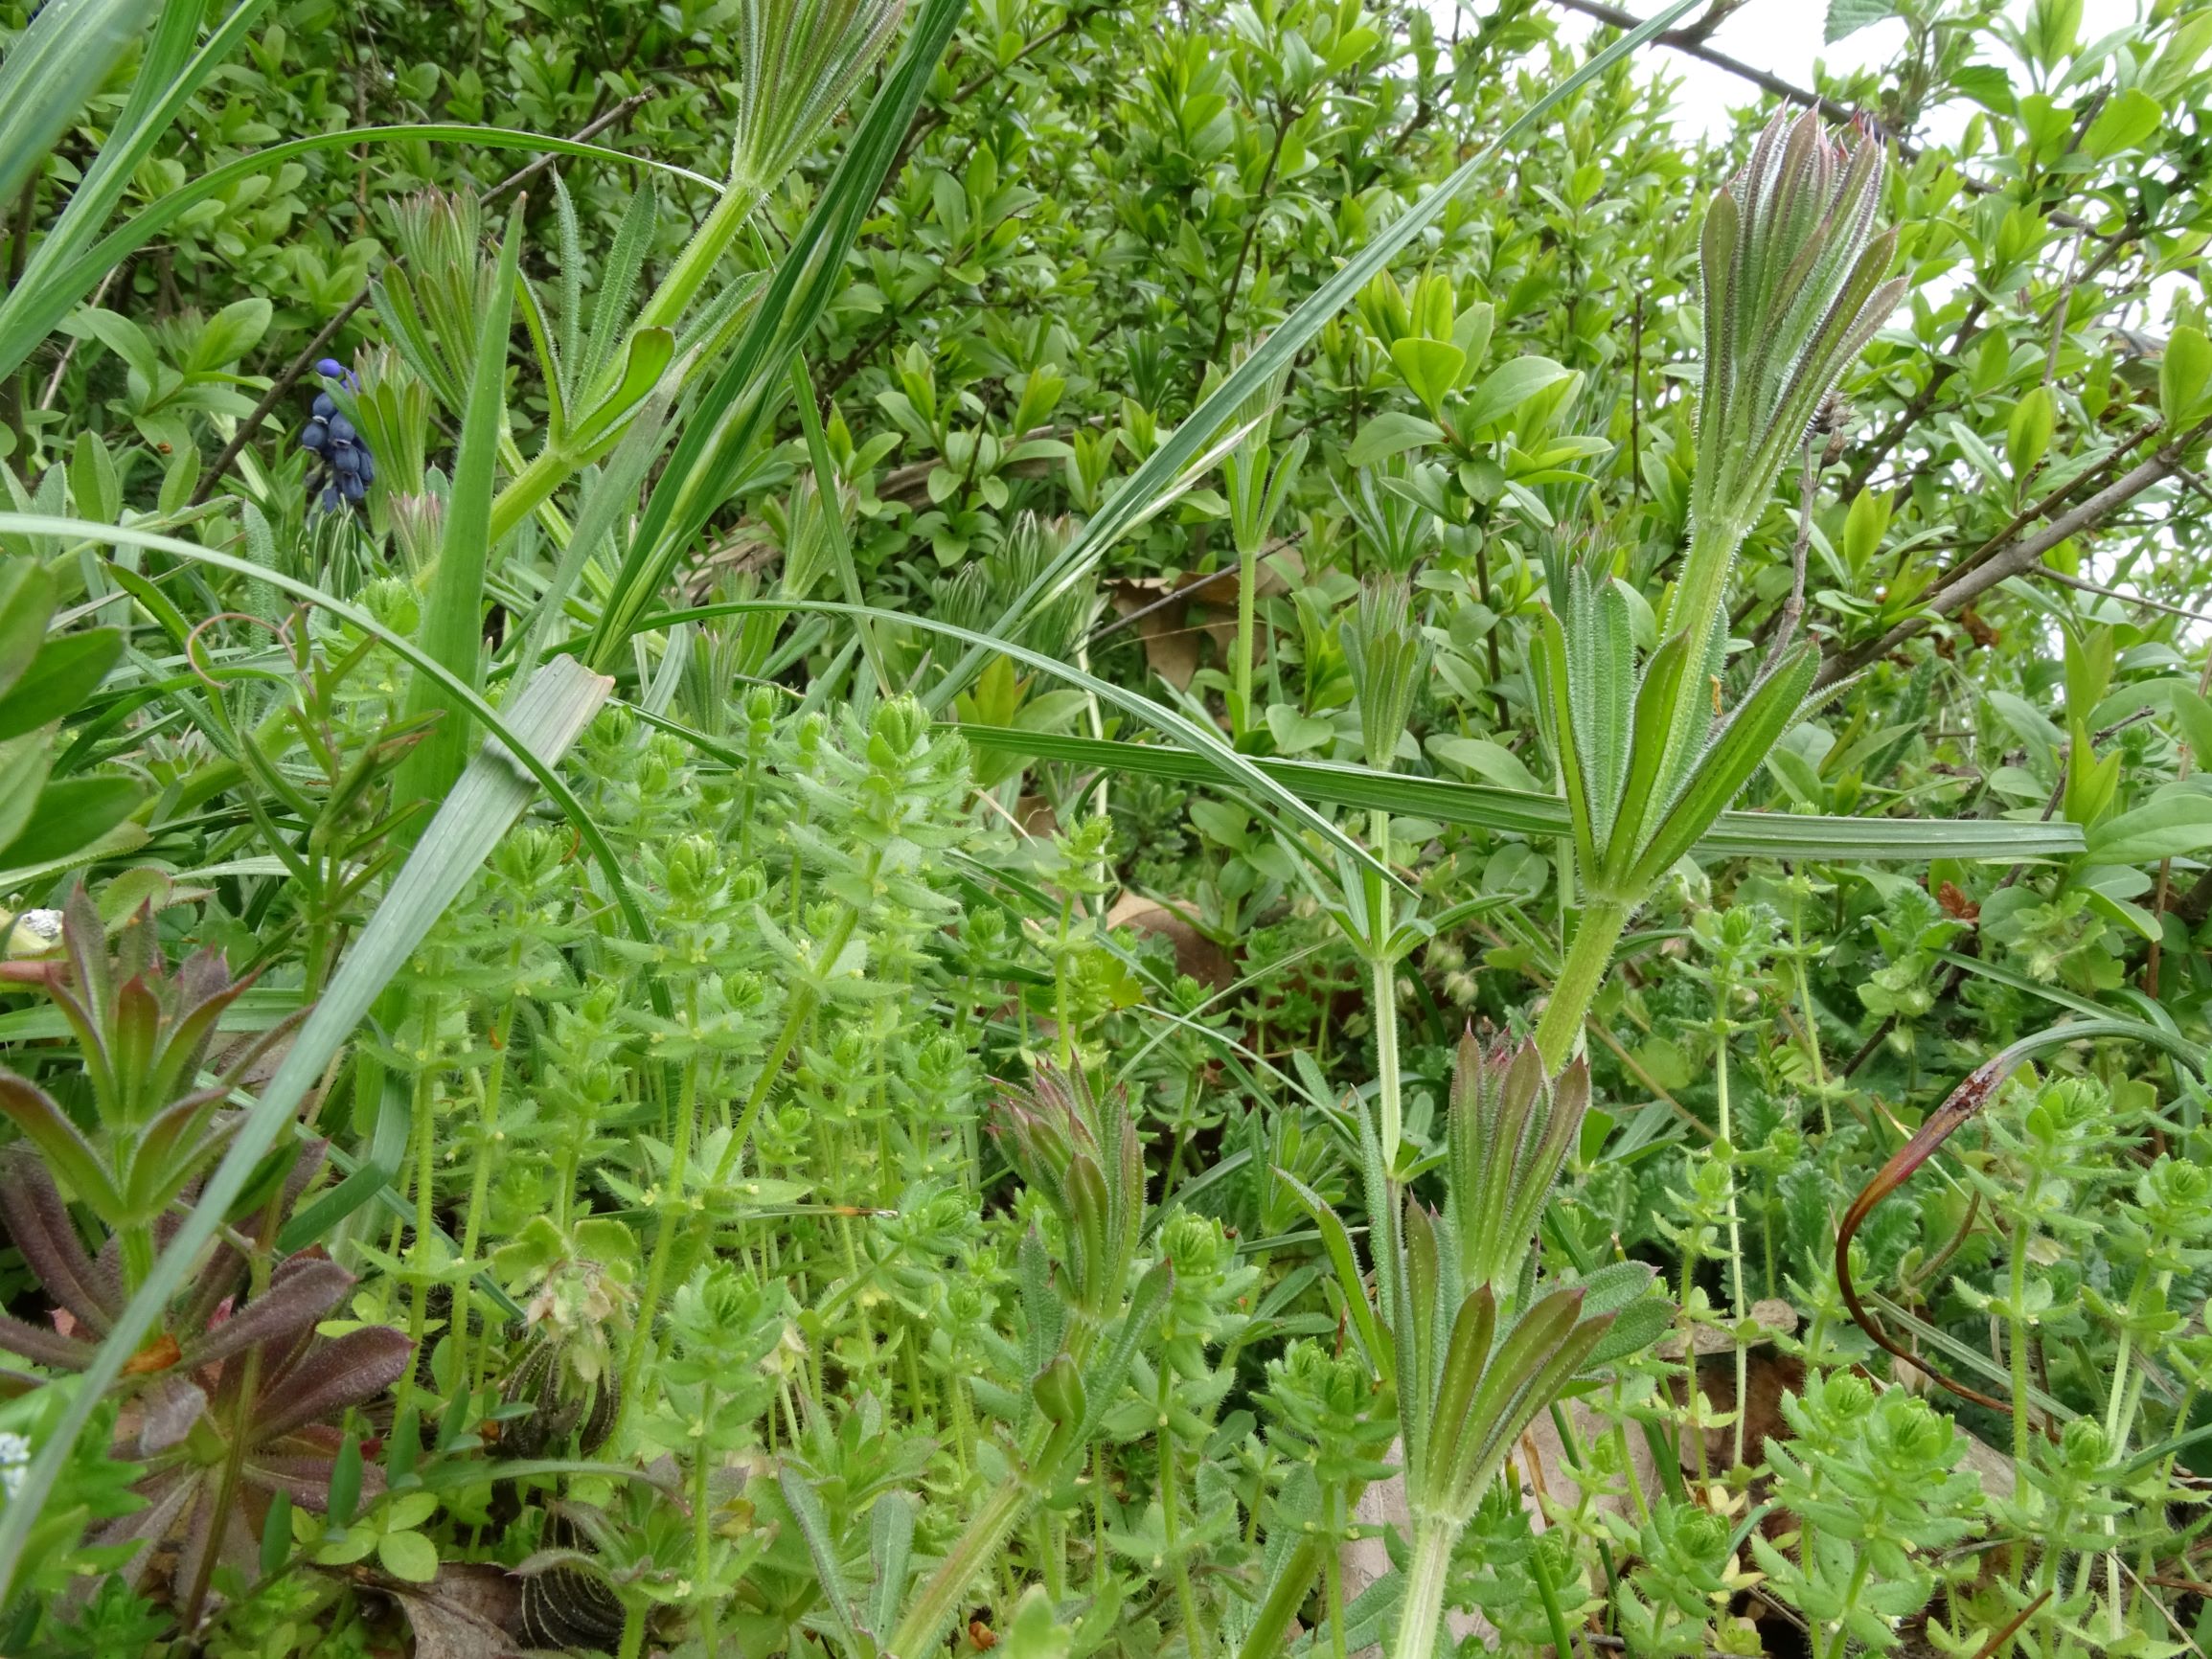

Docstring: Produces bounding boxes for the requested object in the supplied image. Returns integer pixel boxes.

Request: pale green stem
[620,1044,701,1435]
[714,906,857,1187]
[2105,1269,2169,1456]
[1821,1553,1871,1659]
[1325,1487,1346,1659]
[1159,1362,1206,1659]
[1387,1519,1460,1659]
[1238,1537,1328,1659]
[2097,1266,2172,1642]
[399,1001,441,1424]
[488,443,575,547]
[1533,898,1631,1076]
[1368,807,1401,1169]
[1790,884,1833,1136]
[1715,1013,1748,1470]
[484,180,758,547]
[695,1379,718,1657]
[2007,1196,2040,1588]
[1055,894,1075,1069]
[118,1226,154,1299]
[458,970,520,1401]
[634,185,758,335]
[1653,513,1745,782]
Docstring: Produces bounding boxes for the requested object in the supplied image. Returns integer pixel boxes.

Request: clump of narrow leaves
[0,891,297,1279]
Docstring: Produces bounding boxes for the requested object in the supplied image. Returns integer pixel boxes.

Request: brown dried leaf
[376,1563,528,1659]
[1106,893,1233,988]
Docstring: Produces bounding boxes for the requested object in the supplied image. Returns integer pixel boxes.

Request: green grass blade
[951,725,2089,863]
[789,355,890,692]
[583,0,968,668]
[393,201,524,810]
[0,0,155,207]
[926,0,1705,708]
[0,649,610,1600]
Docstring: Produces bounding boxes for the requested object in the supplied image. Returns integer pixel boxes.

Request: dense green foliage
[1,0,2211,1656]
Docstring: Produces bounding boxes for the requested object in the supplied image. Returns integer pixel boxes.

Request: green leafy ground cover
[1,0,2210,1654]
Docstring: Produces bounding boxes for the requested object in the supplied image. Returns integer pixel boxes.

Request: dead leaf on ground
[368,1562,529,1659]
[1106,892,1233,987]
[1106,556,1296,692]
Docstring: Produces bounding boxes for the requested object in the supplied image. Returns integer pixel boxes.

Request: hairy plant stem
[1788,880,1834,1135]
[1648,511,1739,752]
[459,982,520,1400]
[1158,1362,1207,1659]
[717,904,858,1184]
[1821,1552,1872,1659]
[885,1471,1036,1658]
[1239,1535,1328,1659]
[1533,898,1631,1076]
[118,1225,155,1299]
[484,177,761,546]
[635,183,757,334]
[2104,1267,2169,1457]
[1325,1487,1348,1659]
[399,992,443,1426]
[487,443,573,546]
[695,1376,719,1658]
[1389,1518,1460,1659]
[1526,1511,1577,1659]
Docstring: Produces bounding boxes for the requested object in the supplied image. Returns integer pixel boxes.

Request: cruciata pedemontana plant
[1529,108,1907,1076]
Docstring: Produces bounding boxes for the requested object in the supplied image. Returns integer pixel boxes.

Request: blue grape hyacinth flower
[301,358,375,511]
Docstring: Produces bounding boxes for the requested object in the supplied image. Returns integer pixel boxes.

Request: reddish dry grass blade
[1835,1055,2017,1417]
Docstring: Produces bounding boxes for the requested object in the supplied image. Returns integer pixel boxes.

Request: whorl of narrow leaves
[1446,1035,1588,1293]
[1339,577,1430,774]
[375,192,498,418]
[731,0,909,195]
[989,1064,1144,1321]
[1676,108,1906,648]
[1407,1282,1610,1521]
